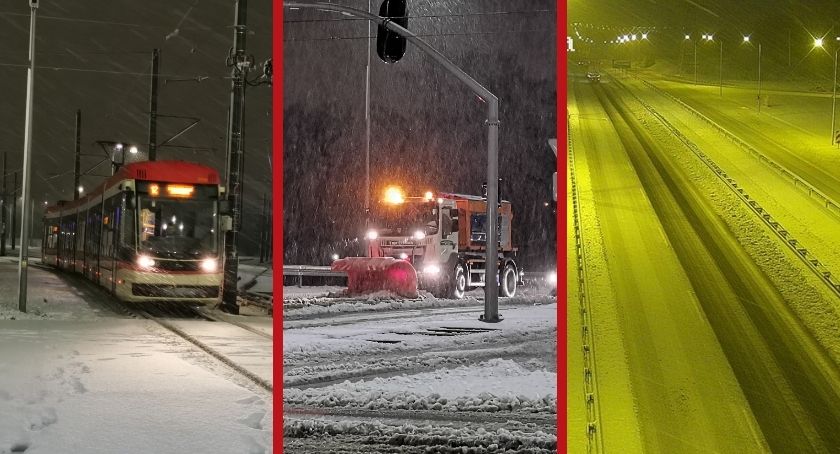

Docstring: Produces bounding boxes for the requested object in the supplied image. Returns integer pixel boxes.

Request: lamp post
[814,37,839,145]
[685,34,698,85]
[744,36,762,113]
[702,34,722,95]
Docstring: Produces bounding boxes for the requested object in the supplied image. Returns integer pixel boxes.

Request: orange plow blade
[331,257,419,298]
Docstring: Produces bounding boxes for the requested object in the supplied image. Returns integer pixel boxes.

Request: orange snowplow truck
[332,186,520,299]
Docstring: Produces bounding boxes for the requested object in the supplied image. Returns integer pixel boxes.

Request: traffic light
[376,0,407,64]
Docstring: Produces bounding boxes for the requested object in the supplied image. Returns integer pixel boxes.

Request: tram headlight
[137,255,155,269]
[366,230,378,240]
[547,271,557,285]
[200,258,218,273]
[413,230,426,240]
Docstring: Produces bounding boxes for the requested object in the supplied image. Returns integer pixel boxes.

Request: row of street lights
[683,32,839,143]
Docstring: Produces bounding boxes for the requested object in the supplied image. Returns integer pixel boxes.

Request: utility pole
[221,0,250,314]
[18,0,38,313]
[148,49,160,161]
[1,152,6,257]
[74,110,81,200]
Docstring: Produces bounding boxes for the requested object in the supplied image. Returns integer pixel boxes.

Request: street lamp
[702,34,723,95]
[814,38,838,145]
[743,35,762,112]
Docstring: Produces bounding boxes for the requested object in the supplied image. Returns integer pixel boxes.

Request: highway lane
[596,79,840,453]
[573,75,763,453]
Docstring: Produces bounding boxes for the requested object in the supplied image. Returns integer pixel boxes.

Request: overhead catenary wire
[285,28,555,43]
[283,9,553,24]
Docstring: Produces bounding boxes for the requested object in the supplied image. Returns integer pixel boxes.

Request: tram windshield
[137,188,219,259]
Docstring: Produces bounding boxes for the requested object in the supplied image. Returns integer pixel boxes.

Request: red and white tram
[42,160,229,303]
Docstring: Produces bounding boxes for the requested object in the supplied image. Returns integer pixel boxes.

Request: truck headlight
[201,258,218,272]
[423,264,440,275]
[137,255,155,269]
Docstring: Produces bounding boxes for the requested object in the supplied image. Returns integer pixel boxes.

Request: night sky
[284,0,557,269]
[570,1,840,81]
[0,1,270,254]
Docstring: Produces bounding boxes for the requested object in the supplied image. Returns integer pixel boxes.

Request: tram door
[86,204,102,283]
[101,195,119,293]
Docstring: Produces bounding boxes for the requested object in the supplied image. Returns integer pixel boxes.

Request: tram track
[133,307,273,394]
[29,260,273,395]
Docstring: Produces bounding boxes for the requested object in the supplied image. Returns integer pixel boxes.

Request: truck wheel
[450,264,467,299]
[499,263,517,298]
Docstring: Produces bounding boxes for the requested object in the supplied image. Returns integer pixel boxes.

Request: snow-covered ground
[283,288,557,452]
[0,258,273,453]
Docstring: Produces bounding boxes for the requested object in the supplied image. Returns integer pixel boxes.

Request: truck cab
[366,187,518,298]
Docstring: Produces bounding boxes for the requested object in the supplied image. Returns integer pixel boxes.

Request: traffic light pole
[221,0,249,314]
[285,1,502,322]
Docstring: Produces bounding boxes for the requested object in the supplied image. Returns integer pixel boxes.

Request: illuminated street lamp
[743,35,762,112]
[814,37,838,145]
[701,34,723,96]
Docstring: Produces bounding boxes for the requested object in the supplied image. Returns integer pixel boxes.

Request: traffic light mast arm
[284,1,502,322]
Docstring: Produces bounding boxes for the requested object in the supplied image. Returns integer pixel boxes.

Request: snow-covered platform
[0,258,273,453]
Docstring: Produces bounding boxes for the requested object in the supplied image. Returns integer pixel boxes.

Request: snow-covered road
[283,288,557,453]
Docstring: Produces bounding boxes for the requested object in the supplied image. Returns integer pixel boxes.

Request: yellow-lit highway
[568,68,840,453]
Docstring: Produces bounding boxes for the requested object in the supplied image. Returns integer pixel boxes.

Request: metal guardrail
[568,113,604,453]
[620,80,840,300]
[283,265,345,287]
[638,77,840,221]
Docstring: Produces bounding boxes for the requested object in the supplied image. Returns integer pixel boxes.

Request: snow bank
[285,359,556,414]
[284,292,555,319]
[285,418,557,453]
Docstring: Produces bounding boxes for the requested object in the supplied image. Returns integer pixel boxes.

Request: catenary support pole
[148,49,160,161]
[285,1,502,322]
[221,0,249,314]
[1,152,6,257]
[74,110,81,200]
[18,2,38,313]
[12,171,17,251]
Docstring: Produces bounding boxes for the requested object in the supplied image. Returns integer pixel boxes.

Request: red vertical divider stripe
[272,0,284,452]
[557,0,568,453]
